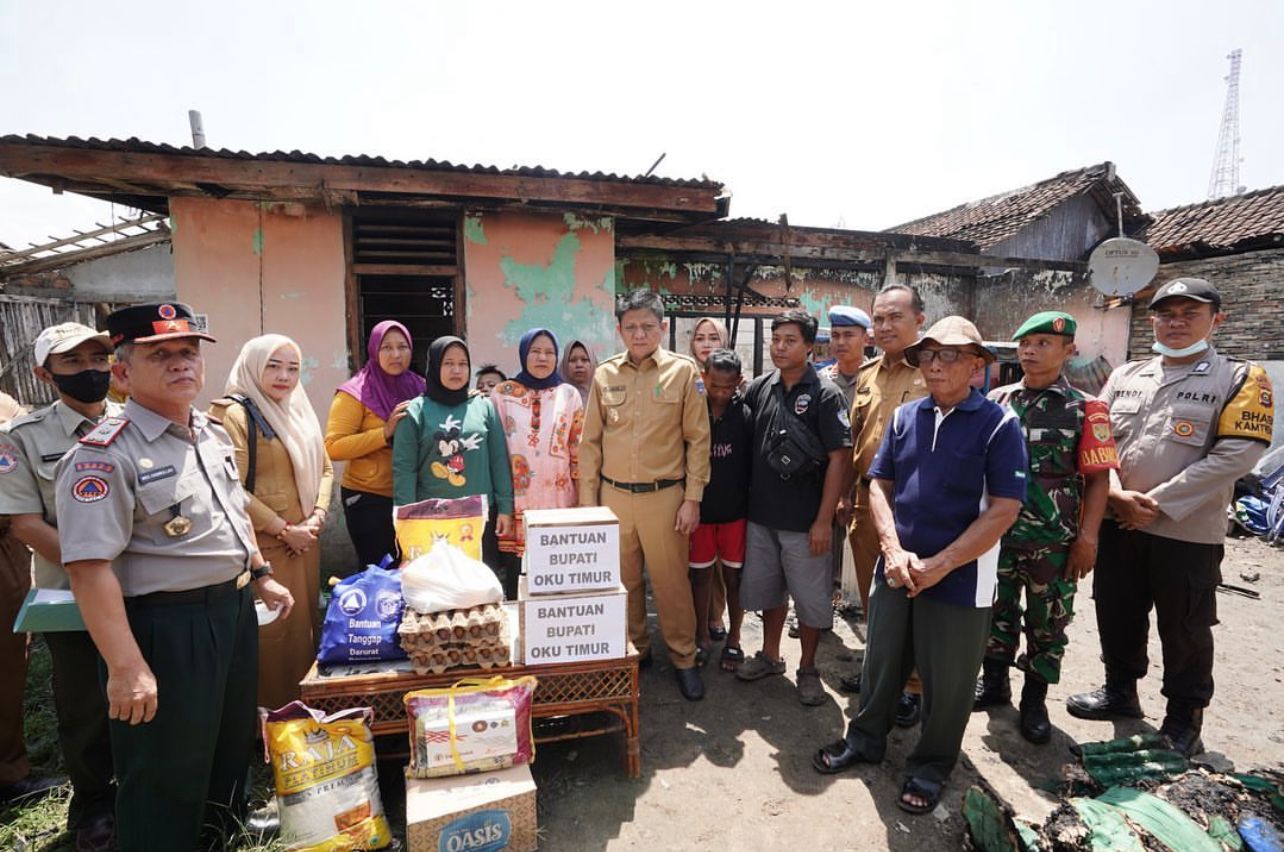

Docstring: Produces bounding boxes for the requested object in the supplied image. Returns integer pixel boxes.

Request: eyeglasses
[621,323,660,336]
[916,348,968,364]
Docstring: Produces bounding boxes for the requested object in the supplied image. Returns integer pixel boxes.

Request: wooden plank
[0,142,724,215]
[342,210,361,373]
[351,263,457,277]
[0,213,166,264]
[1,230,171,276]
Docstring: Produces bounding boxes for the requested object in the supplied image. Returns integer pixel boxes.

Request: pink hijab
[336,320,426,421]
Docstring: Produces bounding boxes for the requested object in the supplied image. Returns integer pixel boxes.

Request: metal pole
[188,110,206,149]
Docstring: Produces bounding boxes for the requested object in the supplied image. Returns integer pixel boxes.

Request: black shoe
[895,692,921,728]
[812,739,880,774]
[1019,678,1052,744]
[0,774,64,804]
[74,813,116,852]
[1066,676,1143,721]
[1159,706,1205,757]
[973,659,1012,711]
[245,805,280,837]
[839,672,862,693]
[675,666,705,701]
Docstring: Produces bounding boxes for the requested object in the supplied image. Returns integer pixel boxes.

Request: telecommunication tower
[1207,49,1244,200]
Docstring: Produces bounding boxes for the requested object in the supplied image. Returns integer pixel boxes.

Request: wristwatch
[250,562,274,581]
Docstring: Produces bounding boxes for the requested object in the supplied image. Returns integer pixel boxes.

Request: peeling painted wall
[462,210,617,371]
[169,197,348,423]
[970,269,1131,368]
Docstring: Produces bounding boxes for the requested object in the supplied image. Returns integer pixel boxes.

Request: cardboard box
[12,588,85,633]
[517,579,627,665]
[406,763,537,852]
[522,506,620,595]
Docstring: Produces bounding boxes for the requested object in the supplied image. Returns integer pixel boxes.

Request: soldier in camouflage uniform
[973,311,1119,744]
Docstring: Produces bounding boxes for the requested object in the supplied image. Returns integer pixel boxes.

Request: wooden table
[299,648,641,777]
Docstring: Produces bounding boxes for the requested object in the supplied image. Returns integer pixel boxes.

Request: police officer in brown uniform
[56,303,294,851]
[1,323,122,849]
[1067,279,1274,755]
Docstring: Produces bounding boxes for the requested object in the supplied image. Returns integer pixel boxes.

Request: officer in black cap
[55,302,294,850]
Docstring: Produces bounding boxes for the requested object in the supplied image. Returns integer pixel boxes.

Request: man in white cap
[813,316,1025,817]
[0,322,121,850]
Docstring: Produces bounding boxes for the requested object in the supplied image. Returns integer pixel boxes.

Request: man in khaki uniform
[1067,278,1274,755]
[580,290,712,701]
[56,303,294,851]
[1,324,122,850]
[837,284,928,725]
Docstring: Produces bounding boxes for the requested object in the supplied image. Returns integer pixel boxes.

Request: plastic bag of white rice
[263,701,392,851]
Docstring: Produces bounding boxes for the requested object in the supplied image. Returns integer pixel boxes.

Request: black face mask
[50,369,112,404]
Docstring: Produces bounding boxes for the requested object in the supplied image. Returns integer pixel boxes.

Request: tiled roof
[0,135,723,190]
[886,162,1143,251]
[1144,184,1284,256]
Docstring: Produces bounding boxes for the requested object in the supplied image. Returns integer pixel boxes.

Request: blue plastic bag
[318,557,407,665]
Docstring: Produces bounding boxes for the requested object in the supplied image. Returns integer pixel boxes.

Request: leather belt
[602,475,684,494]
[128,571,251,607]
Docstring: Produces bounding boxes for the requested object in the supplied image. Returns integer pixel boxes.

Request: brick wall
[1127,248,1284,361]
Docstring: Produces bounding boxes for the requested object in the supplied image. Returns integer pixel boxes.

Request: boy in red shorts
[689,349,754,670]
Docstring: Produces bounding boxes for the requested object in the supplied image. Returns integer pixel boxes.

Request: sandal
[720,645,745,672]
[897,777,942,815]
[695,645,709,668]
[709,625,728,642]
[796,668,826,706]
[735,651,786,682]
[811,739,878,774]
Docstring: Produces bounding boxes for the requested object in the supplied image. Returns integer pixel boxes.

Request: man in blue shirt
[812,316,1026,816]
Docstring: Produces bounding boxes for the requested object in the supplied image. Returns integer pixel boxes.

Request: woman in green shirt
[393,336,514,576]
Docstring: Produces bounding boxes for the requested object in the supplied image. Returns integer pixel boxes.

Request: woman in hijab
[489,329,584,598]
[325,321,425,569]
[559,339,597,404]
[211,334,334,710]
[392,337,513,586]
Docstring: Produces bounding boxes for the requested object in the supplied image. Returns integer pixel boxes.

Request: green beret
[1012,310,1076,341]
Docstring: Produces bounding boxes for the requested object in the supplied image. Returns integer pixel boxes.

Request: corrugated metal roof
[1144,184,1284,255]
[0,134,724,190]
[886,163,1143,251]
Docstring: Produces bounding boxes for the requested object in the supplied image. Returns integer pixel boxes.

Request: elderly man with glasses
[812,316,1026,816]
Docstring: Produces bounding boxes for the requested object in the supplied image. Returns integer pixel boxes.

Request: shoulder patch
[1217,363,1274,444]
[78,417,130,448]
[70,475,110,503]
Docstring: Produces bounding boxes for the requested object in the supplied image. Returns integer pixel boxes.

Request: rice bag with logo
[394,495,487,562]
[318,559,406,665]
[404,676,537,779]
[263,702,392,851]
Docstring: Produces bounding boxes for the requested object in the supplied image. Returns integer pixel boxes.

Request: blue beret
[828,306,871,329]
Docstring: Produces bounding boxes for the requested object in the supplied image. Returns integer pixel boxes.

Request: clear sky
[1,0,1281,249]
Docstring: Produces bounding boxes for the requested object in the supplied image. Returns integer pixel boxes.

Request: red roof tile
[886,163,1143,251]
[1144,184,1284,256]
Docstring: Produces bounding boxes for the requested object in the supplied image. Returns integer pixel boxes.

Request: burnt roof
[0,135,722,189]
[887,162,1145,250]
[1144,184,1284,259]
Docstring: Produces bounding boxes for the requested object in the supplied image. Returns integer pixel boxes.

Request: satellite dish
[1088,238,1159,297]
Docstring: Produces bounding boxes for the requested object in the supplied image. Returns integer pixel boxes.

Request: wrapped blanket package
[403,676,537,779]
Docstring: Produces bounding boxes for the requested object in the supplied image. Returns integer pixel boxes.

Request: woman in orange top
[325,321,425,570]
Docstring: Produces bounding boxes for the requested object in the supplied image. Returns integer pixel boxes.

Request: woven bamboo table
[299,647,642,777]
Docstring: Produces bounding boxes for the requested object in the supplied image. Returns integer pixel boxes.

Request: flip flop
[720,645,745,672]
[709,625,728,642]
[897,777,942,815]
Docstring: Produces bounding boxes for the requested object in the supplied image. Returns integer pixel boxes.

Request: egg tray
[398,603,511,675]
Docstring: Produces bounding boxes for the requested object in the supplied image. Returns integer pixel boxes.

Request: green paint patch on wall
[464,214,488,245]
[252,228,264,256]
[499,233,613,352]
[563,213,614,234]
[798,288,827,318]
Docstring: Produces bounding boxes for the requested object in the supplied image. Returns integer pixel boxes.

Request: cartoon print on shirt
[429,414,482,487]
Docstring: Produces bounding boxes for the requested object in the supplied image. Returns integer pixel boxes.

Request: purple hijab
[336,320,426,421]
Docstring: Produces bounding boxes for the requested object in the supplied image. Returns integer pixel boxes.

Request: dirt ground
[522,535,1284,851]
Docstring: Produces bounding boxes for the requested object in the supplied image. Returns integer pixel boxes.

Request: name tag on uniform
[41,452,66,463]
[138,465,177,485]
